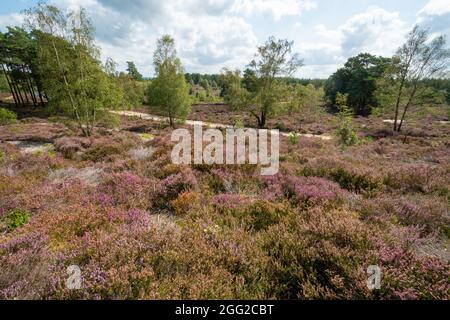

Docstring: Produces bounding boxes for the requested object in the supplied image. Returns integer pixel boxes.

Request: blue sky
[1,0,449,78]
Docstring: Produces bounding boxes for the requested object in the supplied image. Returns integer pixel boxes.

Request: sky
[1,0,449,78]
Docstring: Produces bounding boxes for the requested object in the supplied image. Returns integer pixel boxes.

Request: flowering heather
[260,174,346,206]
[97,172,150,209]
[212,193,253,211]
[0,111,449,300]
[152,169,198,210]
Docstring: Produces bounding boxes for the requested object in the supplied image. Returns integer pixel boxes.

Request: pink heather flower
[212,194,252,211]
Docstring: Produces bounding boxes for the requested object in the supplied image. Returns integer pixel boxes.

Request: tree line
[0,2,449,136]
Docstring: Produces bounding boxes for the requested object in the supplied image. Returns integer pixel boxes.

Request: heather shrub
[152,170,198,210]
[0,108,17,125]
[261,208,376,299]
[1,208,31,232]
[171,191,202,216]
[97,172,150,209]
[6,151,65,176]
[243,200,290,231]
[208,167,259,194]
[358,195,450,237]
[54,136,91,159]
[81,133,141,162]
[212,193,254,212]
[374,235,450,299]
[301,159,382,196]
[384,164,448,195]
[0,232,56,299]
[213,194,288,231]
[82,144,122,162]
[260,174,346,207]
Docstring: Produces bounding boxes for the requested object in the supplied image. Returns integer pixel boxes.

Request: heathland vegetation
[0,2,449,300]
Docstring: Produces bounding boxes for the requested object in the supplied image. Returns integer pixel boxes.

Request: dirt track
[111,110,334,141]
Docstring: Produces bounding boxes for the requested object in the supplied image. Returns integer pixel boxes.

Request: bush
[171,191,202,216]
[337,117,359,147]
[152,170,198,210]
[301,160,382,196]
[1,209,31,232]
[288,132,300,145]
[261,208,376,299]
[96,112,121,129]
[0,108,17,125]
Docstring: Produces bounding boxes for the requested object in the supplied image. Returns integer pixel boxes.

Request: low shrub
[384,164,448,195]
[0,108,17,125]
[260,174,347,206]
[1,208,31,232]
[288,132,300,146]
[152,170,198,210]
[301,159,382,196]
[261,208,376,299]
[171,191,202,216]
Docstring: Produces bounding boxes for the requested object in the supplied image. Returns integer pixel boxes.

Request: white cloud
[4,1,445,79]
[298,6,409,78]
[41,0,259,76]
[0,13,24,30]
[231,0,318,21]
[417,0,450,38]
[418,0,450,16]
[339,6,408,56]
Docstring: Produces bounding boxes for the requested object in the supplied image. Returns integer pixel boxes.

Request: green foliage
[147,35,190,126]
[104,58,144,109]
[82,144,121,162]
[26,4,121,136]
[1,209,31,232]
[0,107,17,125]
[0,74,9,92]
[0,26,44,105]
[126,61,143,81]
[285,83,325,120]
[288,132,300,145]
[116,74,145,109]
[96,111,121,129]
[325,53,391,116]
[376,26,450,132]
[335,93,358,147]
[221,37,303,128]
[233,117,245,129]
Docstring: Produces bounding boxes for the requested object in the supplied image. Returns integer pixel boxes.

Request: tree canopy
[376,26,450,132]
[126,61,143,81]
[147,35,190,126]
[24,3,123,136]
[325,53,391,116]
[222,37,303,128]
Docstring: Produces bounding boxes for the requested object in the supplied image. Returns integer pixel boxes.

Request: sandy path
[111,110,333,141]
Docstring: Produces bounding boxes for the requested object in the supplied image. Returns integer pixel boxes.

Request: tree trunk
[393,78,405,132]
[397,85,419,132]
[259,111,266,129]
[1,64,19,108]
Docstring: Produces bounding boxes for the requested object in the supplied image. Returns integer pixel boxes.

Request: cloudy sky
[1,0,450,78]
